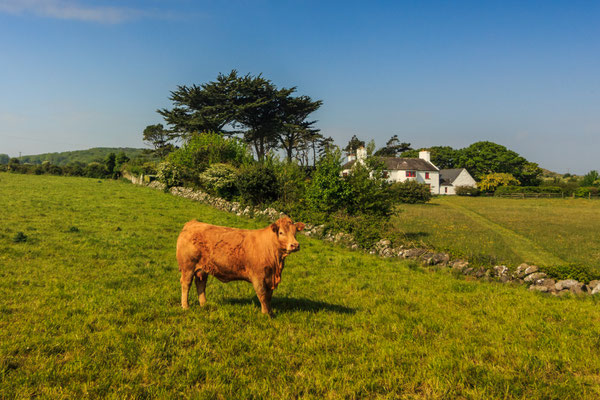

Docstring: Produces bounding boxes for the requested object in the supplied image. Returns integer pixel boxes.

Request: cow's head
[271,217,305,254]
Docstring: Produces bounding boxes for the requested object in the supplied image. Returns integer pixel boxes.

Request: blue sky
[0,0,598,173]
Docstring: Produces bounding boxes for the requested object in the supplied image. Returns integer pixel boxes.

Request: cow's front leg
[252,280,272,316]
[180,269,195,309]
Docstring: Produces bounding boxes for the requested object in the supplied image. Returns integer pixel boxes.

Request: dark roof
[439,168,466,185]
[342,157,439,171]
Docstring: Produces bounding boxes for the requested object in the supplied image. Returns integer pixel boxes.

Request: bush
[344,159,396,216]
[306,149,350,213]
[85,162,108,179]
[478,173,520,192]
[494,186,563,195]
[168,132,251,175]
[199,163,239,200]
[236,163,280,206]
[455,185,481,196]
[390,180,432,204]
[574,186,599,198]
[543,264,599,283]
[276,161,309,205]
[327,212,389,249]
[156,161,182,188]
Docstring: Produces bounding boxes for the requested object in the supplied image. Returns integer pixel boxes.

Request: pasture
[1,173,600,399]
[393,196,600,271]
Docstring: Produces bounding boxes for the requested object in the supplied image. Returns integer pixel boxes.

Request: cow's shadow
[224,297,356,315]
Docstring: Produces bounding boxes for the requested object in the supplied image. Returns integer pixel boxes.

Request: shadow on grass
[224,296,356,314]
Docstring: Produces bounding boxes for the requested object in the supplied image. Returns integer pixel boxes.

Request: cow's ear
[270,222,279,233]
[295,222,305,231]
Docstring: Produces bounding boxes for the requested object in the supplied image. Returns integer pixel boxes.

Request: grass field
[393,196,600,271]
[2,173,600,399]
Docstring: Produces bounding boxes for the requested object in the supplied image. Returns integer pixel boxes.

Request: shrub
[543,264,599,283]
[455,185,481,196]
[574,186,599,198]
[478,173,520,192]
[306,149,350,213]
[236,163,280,206]
[327,212,389,249]
[390,180,432,204]
[168,132,251,173]
[344,159,396,216]
[156,161,182,188]
[276,161,309,205]
[199,163,239,200]
[494,186,563,196]
[85,162,108,179]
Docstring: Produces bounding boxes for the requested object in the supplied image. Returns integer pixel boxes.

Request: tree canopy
[457,141,541,183]
[374,135,411,157]
[343,135,366,155]
[157,70,322,161]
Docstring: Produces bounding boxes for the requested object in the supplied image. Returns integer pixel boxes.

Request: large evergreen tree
[374,135,411,157]
[157,70,322,162]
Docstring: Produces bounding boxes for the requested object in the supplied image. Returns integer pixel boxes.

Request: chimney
[356,146,367,162]
[419,150,431,163]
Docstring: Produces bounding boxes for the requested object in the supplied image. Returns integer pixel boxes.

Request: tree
[317,136,335,162]
[374,135,411,157]
[582,170,600,187]
[105,153,116,176]
[306,148,350,214]
[457,141,535,182]
[276,95,322,163]
[478,173,520,192]
[0,154,9,164]
[400,146,459,169]
[343,135,365,155]
[143,124,175,158]
[157,70,241,137]
[157,70,322,162]
[115,152,130,170]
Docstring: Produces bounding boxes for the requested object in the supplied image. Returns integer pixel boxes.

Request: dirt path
[444,201,566,266]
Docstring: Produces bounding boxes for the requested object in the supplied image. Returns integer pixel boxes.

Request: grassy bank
[1,173,600,399]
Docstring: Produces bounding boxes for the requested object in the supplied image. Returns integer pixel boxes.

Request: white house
[342,147,476,195]
[342,148,440,194]
[439,168,478,195]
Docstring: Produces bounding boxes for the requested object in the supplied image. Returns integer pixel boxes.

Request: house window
[425,172,430,179]
[444,187,448,194]
[343,172,348,177]
[405,171,416,178]
[383,171,389,178]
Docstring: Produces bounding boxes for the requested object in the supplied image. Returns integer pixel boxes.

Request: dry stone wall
[124,173,599,297]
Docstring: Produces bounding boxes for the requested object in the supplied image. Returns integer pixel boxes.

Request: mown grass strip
[443,200,565,266]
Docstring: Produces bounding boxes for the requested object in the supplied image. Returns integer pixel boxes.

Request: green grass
[17,147,148,166]
[2,173,600,399]
[392,196,600,271]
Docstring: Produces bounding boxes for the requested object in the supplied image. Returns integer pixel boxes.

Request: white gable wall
[440,169,477,195]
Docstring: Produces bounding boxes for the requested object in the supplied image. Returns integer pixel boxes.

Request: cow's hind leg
[194,270,209,306]
[252,280,273,316]
[180,269,195,309]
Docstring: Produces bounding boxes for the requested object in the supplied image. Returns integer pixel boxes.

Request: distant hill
[18,147,151,166]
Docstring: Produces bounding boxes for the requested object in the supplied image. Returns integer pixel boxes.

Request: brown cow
[176,216,305,315]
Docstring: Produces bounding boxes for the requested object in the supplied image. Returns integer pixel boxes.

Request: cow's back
[176,220,254,282]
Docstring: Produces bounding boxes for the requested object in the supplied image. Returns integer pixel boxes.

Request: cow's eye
[279,231,283,235]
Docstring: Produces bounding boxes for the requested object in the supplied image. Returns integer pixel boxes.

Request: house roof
[439,168,466,186]
[342,157,439,171]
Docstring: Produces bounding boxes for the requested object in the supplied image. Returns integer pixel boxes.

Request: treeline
[0,147,148,166]
[0,152,154,180]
